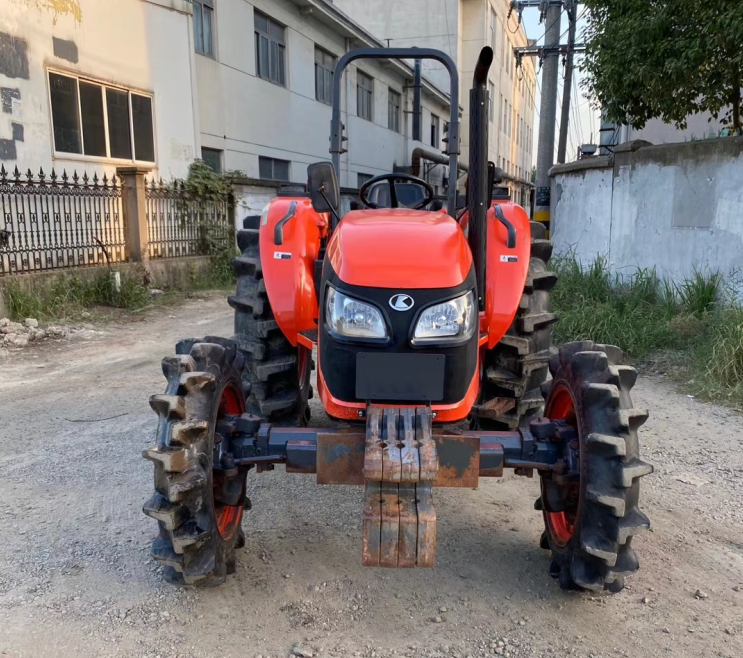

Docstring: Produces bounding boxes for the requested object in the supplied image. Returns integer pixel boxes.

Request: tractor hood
[326,209,473,289]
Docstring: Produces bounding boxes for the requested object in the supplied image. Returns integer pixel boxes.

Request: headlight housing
[325,287,389,340]
[412,291,476,344]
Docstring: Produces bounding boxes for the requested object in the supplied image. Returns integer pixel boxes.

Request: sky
[518,6,601,165]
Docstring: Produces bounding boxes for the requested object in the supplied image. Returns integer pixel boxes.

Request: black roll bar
[330,48,460,219]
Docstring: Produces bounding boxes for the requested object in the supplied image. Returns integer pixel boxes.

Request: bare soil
[0,295,741,658]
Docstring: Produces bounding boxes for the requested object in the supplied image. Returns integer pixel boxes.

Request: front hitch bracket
[219,408,565,567]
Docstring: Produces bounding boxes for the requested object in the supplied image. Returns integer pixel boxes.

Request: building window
[255,11,285,86]
[193,0,214,57]
[201,147,222,173]
[388,88,401,133]
[259,156,290,181]
[502,98,507,134]
[48,71,155,162]
[315,46,336,105]
[357,172,374,188]
[490,9,497,53]
[430,113,440,148]
[487,82,495,123]
[357,70,373,121]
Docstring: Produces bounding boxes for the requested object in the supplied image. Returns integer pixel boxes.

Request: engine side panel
[483,201,532,349]
[259,197,327,346]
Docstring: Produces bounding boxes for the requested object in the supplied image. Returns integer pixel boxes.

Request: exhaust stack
[467,47,493,311]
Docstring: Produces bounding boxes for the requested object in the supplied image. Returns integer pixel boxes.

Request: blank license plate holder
[355,353,445,402]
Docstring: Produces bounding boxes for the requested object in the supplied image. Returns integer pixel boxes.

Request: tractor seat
[365,181,429,209]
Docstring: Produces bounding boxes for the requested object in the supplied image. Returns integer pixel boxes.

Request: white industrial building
[335,0,538,207]
[0,0,453,191]
[0,0,198,179]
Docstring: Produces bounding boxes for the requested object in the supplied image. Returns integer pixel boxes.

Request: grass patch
[1,253,237,323]
[188,242,237,291]
[551,254,743,408]
[2,269,152,322]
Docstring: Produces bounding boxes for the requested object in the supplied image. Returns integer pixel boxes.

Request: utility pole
[557,0,577,164]
[533,2,561,234]
[512,1,585,232]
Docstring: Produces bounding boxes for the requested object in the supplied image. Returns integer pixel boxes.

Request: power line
[529,7,565,44]
[442,0,454,61]
[572,75,584,145]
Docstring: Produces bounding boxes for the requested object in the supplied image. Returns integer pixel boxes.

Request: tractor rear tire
[143,340,249,587]
[476,221,557,430]
[228,220,312,426]
[537,341,653,592]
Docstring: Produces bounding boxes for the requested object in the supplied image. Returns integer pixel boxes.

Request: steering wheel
[359,173,435,210]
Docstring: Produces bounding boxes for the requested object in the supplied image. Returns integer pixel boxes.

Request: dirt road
[0,295,741,658]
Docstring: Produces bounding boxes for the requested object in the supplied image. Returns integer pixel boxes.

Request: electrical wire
[531,7,565,45]
[572,75,584,145]
[442,0,454,62]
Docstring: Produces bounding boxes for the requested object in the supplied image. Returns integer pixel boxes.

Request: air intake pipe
[467,47,493,311]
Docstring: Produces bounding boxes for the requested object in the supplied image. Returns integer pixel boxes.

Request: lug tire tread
[474,221,556,430]
[231,239,312,425]
[143,340,249,587]
[537,343,653,593]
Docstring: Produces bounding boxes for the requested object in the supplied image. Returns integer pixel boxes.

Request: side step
[361,407,438,568]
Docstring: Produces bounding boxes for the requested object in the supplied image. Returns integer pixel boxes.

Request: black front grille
[318,262,478,406]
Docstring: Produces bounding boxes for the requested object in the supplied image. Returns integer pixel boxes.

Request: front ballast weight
[143,340,652,589]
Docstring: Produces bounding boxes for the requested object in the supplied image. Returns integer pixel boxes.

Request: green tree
[581,0,743,134]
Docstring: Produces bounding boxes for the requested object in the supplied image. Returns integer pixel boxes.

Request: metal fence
[145,178,233,260]
[0,166,126,276]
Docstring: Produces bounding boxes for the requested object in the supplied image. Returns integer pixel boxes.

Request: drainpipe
[411,147,468,177]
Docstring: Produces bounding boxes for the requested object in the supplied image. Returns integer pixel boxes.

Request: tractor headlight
[412,291,476,344]
[326,287,388,340]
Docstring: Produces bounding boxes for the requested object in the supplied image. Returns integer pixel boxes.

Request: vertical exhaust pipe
[467,47,493,311]
[412,59,422,142]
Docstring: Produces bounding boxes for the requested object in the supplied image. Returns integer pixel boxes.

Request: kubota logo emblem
[389,294,414,311]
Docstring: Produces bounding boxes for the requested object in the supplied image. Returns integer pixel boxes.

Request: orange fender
[482,201,532,349]
[259,197,328,346]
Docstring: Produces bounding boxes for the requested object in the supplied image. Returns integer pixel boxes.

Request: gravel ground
[0,294,741,658]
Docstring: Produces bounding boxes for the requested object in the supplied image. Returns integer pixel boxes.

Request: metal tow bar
[361,407,439,568]
[226,411,564,569]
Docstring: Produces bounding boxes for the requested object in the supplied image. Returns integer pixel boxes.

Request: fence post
[117,166,151,262]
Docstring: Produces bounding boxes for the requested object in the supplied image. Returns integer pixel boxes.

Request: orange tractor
[143,47,652,592]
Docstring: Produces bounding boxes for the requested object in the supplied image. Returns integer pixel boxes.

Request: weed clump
[550,254,741,407]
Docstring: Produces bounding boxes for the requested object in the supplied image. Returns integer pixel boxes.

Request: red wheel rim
[544,383,579,546]
[214,383,244,541]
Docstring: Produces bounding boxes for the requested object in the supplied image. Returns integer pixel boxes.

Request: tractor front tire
[143,340,248,587]
[228,219,312,425]
[476,221,557,430]
[537,341,653,592]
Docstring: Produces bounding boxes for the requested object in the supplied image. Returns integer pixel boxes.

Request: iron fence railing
[145,178,233,260]
[0,165,125,276]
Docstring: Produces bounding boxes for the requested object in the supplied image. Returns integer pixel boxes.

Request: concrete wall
[232,179,372,230]
[0,0,199,179]
[550,138,743,294]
